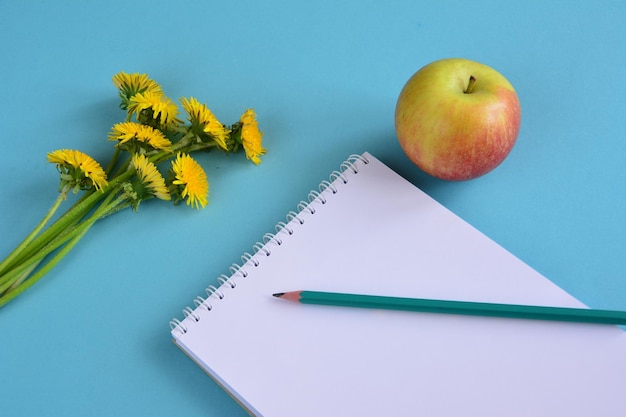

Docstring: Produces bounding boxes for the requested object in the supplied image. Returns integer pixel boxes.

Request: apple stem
[464,75,477,94]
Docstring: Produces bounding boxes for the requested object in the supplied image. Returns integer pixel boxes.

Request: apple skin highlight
[395,58,521,181]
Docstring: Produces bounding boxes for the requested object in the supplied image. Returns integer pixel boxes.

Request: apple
[394,58,521,180]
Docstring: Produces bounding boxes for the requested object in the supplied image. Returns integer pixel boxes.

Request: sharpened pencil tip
[272,290,302,302]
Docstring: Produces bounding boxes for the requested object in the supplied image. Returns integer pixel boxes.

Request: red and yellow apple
[394,58,521,181]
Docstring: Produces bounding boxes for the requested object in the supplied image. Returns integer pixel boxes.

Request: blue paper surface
[1,1,625,416]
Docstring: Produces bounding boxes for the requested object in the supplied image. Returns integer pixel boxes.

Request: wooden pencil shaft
[294,291,626,325]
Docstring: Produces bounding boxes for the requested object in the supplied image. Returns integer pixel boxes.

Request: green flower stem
[0,212,98,290]
[105,147,121,175]
[0,188,128,308]
[1,192,104,273]
[1,169,135,274]
[0,140,174,298]
[7,262,40,291]
[170,131,195,150]
[110,154,131,177]
[0,220,93,308]
[161,140,218,158]
[0,187,70,276]
[185,142,219,154]
[0,260,40,294]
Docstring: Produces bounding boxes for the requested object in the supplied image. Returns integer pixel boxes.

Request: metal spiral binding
[263,232,283,247]
[206,285,224,299]
[308,190,326,205]
[169,318,187,333]
[297,200,316,215]
[217,274,236,288]
[194,296,212,312]
[230,263,248,278]
[169,153,370,336]
[182,306,200,322]
[241,251,260,267]
[329,170,348,184]
[275,221,293,235]
[253,241,271,256]
[286,210,305,224]
[319,180,337,195]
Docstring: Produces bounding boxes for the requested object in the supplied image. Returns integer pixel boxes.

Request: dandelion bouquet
[0,72,265,308]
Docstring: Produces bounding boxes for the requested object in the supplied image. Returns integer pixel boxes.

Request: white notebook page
[171,152,626,417]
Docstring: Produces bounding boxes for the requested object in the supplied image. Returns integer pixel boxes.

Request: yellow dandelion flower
[128,91,180,129]
[170,153,209,209]
[109,122,172,151]
[131,154,170,201]
[239,109,266,165]
[180,97,230,150]
[112,71,162,95]
[47,149,108,191]
[112,72,162,109]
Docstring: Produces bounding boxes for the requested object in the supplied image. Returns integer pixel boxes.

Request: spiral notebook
[170,152,626,417]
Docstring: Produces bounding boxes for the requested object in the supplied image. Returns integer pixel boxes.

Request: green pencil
[273,290,626,325]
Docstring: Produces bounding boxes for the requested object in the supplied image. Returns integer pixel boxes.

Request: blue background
[1,1,624,416]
